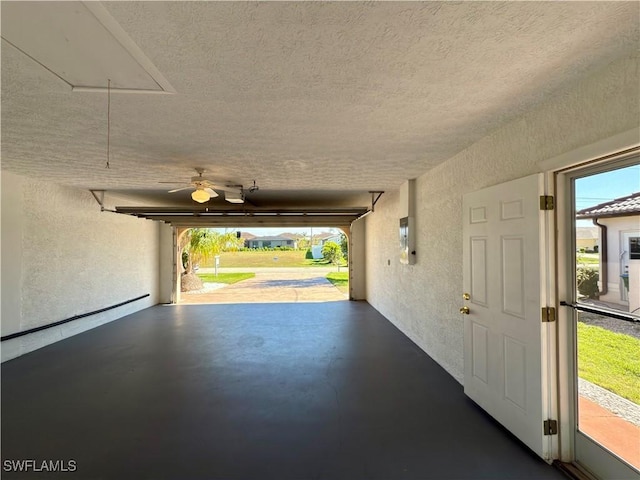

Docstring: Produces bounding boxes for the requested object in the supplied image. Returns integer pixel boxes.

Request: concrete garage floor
[1,302,567,480]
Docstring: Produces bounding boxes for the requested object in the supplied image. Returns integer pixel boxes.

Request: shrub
[322,241,343,265]
[577,266,599,299]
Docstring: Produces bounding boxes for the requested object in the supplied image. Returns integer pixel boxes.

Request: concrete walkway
[578,378,640,470]
[181,270,347,304]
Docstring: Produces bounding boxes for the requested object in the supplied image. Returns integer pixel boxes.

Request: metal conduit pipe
[0,294,150,342]
[593,218,607,296]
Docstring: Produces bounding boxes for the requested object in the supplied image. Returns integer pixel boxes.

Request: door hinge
[543,419,558,435]
[541,307,556,323]
[540,195,554,210]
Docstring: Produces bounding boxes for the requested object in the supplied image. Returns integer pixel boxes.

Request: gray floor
[1,302,567,480]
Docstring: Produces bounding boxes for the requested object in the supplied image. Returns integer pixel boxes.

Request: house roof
[279,233,304,240]
[248,235,293,242]
[576,192,640,219]
[313,232,340,240]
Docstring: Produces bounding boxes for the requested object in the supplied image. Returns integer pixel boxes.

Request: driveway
[180,269,347,304]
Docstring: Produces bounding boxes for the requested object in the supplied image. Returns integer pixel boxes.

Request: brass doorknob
[462,293,470,300]
[460,306,470,315]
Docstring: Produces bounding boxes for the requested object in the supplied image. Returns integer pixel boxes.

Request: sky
[575,163,640,227]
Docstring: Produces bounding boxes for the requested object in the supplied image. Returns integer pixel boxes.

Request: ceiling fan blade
[204,188,219,198]
[168,186,193,193]
[208,183,241,194]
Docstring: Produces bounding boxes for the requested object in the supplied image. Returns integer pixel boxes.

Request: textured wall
[349,218,367,300]
[365,53,640,383]
[1,172,161,361]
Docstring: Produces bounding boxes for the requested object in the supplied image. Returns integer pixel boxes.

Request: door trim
[539,128,639,172]
[553,146,640,477]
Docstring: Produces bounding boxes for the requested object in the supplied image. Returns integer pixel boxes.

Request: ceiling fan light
[191,188,210,203]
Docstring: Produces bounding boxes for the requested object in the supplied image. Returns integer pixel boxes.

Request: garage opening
[113,203,371,304]
[177,227,351,305]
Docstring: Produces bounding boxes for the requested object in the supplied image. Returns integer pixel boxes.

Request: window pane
[574,162,640,470]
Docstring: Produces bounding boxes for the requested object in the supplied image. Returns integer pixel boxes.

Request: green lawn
[577,322,640,404]
[326,272,349,294]
[197,272,255,284]
[202,250,346,268]
[576,253,600,265]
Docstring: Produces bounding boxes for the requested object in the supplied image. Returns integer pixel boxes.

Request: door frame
[540,128,639,476]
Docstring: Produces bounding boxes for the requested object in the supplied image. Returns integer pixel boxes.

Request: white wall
[598,215,640,306]
[1,171,162,362]
[365,53,640,383]
[349,219,366,300]
[158,223,175,304]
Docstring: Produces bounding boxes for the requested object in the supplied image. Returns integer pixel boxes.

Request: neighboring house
[239,231,256,248]
[577,192,640,313]
[313,232,342,246]
[310,232,343,259]
[576,227,599,252]
[280,232,304,241]
[246,235,296,249]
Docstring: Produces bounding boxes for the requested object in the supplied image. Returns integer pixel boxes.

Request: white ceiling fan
[160,168,244,204]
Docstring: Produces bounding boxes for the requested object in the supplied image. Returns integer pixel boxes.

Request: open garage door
[114,204,370,305]
[176,227,351,305]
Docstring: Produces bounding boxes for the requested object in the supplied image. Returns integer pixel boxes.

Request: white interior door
[462,173,555,461]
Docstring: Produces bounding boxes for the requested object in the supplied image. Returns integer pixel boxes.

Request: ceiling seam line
[0,37,74,90]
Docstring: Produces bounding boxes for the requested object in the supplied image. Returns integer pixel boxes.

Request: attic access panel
[1,2,175,93]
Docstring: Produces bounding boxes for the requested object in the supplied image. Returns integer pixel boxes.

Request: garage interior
[1,2,639,479]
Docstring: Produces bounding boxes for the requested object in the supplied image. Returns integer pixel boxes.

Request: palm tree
[180,229,243,291]
[182,228,216,274]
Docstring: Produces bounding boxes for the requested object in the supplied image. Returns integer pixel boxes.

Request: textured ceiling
[1,1,639,209]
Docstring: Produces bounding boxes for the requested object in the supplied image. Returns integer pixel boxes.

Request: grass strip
[577,322,640,404]
[197,272,255,284]
[326,272,349,294]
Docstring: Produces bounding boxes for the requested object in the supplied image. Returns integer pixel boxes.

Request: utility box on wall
[400,216,415,264]
[399,179,416,265]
